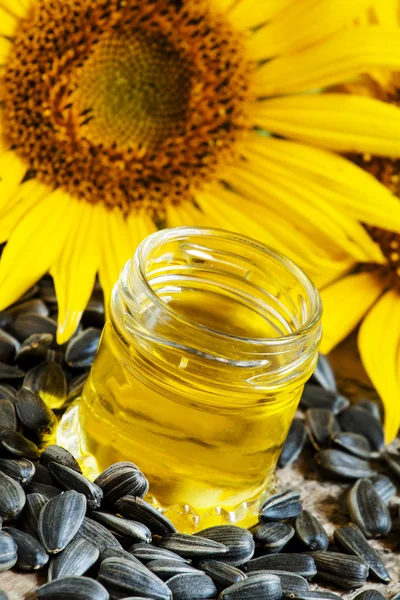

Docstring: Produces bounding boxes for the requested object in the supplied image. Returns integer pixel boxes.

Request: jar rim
[135,226,322,347]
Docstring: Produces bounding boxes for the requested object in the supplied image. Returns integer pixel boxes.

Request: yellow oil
[77,287,304,532]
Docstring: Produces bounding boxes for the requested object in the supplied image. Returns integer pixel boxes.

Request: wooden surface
[1,335,398,599]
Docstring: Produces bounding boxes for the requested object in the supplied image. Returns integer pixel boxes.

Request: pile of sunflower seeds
[0,278,398,599]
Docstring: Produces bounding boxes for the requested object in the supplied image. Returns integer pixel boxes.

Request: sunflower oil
[62,227,322,532]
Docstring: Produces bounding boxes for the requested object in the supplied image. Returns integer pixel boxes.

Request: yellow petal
[0,0,29,18]
[228,0,293,32]
[0,36,11,63]
[0,178,50,242]
[0,6,18,36]
[248,0,370,60]
[51,201,101,344]
[125,209,157,253]
[254,27,400,95]
[0,151,27,210]
[166,202,213,228]
[320,272,385,354]
[0,188,75,309]
[243,133,400,234]
[212,0,237,14]
[358,289,400,443]
[253,94,400,157]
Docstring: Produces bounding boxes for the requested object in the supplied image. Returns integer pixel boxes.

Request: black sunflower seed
[338,406,384,451]
[0,384,17,402]
[48,538,100,581]
[310,552,368,589]
[356,399,382,422]
[24,361,67,410]
[32,463,55,486]
[20,492,48,539]
[0,361,25,381]
[38,490,87,554]
[331,431,376,460]
[37,576,109,600]
[48,462,103,510]
[0,399,17,431]
[6,298,49,318]
[305,408,340,451]
[0,429,40,460]
[295,510,329,551]
[75,517,122,553]
[147,559,199,581]
[65,327,101,368]
[0,531,17,572]
[100,547,144,568]
[383,451,400,480]
[159,533,228,558]
[166,572,217,600]
[0,312,13,330]
[300,385,349,414]
[25,481,62,500]
[0,470,26,520]
[10,314,57,342]
[278,419,307,468]
[0,458,35,486]
[98,556,172,599]
[115,496,176,536]
[15,387,57,439]
[4,526,48,571]
[352,591,386,600]
[128,543,189,564]
[310,354,336,392]
[91,511,151,544]
[369,474,396,504]
[219,573,282,600]
[285,591,342,600]
[246,554,317,579]
[196,560,246,590]
[15,333,53,367]
[67,373,88,403]
[246,570,308,594]
[347,478,391,538]
[196,525,254,566]
[334,523,390,583]
[41,444,81,473]
[250,522,294,553]
[315,449,375,479]
[94,462,149,505]
[259,490,302,521]
[0,329,20,363]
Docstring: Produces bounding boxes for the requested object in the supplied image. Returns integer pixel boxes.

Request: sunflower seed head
[128,543,189,564]
[166,572,217,600]
[196,525,254,566]
[98,556,172,599]
[278,419,307,469]
[250,521,294,553]
[159,533,228,559]
[0,531,17,572]
[48,537,99,581]
[300,385,349,414]
[295,510,329,551]
[23,361,67,410]
[310,355,336,392]
[305,409,339,451]
[94,462,149,505]
[348,479,392,538]
[65,327,101,368]
[310,552,369,589]
[38,490,87,554]
[48,461,103,510]
[76,517,122,553]
[4,526,49,571]
[0,458,35,486]
[259,490,302,521]
[315,449,376,479]
[15,387,57,440]
[0,399,17,431]
[0,470,26,520]
[92,512,152,544]
[37,576,109,600]
[10,314,57,342]
[246,570,308,594]
[338,407,384,451]
[115,496,176,536]
[219,573,282,600]
[369,474,397,504]
[246,553,317,579]
[333,523,391,583]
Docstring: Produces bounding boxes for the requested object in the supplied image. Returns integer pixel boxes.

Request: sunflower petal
[0,189,74,309]
[0,178,50,242]
[228,0,293,32]
[0,151,27,210]
[320,272,385,354]
[0,7,18,36]
[358,289,400,443]
[166,202,213,228]
[0,0,30,18]
[243,134,400,234]
[125,209,157,253]
[248,0,370,60]
[254,27,400,94]
[0,36,11,64]
[51,201,101,344]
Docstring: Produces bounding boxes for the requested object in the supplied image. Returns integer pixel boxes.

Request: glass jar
[59,227,322,532]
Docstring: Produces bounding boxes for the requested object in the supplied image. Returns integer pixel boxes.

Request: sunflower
[1,0,400,347]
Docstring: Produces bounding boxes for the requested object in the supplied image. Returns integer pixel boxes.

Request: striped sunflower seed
[15,333,53,368]
[0,399,17,431]
[20,493,48,539]
[334,523,390,583]
[26,482,62,500]
[166,572,217,600]
[278,419,307,469]
[259,490,302,521]
[246,570,308,594]
[295,510,329,551]
[300,385,349,414]
[310,552,368,589]
[0,311,13,330]
[246,554,317,579]
[98,556,172,600]
[315,449,375,479]
[196,525,254,566]
[310,355,336,392]
[15,387,57,440]
[32,464,55,486]
[0,458,35,486]
[65,328,101,368]
[128,543,189,564]
[159,533,228,558]
[219,573,282,600]
[6,298,49,318]
[352,591,386,600]
[4,526,48,571]
[23,361,67,410]
[331,432,376,460]
[94,462,149,505]
[0,384,17,402]
[10,314,57,342]
[115,496,176,536]
[38,490,87,554]
[0,362,25,381]
[0,329,20,363]
[48,462,103,510]
[0,531,17,572]
[75,517,122,553]
[146,559,199,581]
[91,512,151,544]
[348,479,391,538]
[0,428,40,460]
[100,547,144,568]
[250,522,294,553]
[196,560,246,590]
[338,407,384,452]
[369,474,396,504]
[305,408,339,451]
[383,451,400,480]
[0,470,26,520]
[48,538,99,581]
[285,591,342,600]
[41,445,81,473]
[37,576,109,600]
[356,399,382,422]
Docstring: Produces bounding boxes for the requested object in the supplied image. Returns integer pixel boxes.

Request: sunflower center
[2,0,252,217]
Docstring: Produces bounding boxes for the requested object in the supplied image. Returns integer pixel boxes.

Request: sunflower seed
[219,573,282,600]
[331,432,376,459]
[246,554,317,579]
[10,314,57,342]
[48,538,99,580]
[0,399,17,430]
[278,419,307,469]
[348,478,391,538]
[295,510,328,551]
[334,523,390,583]
[369,474,396,504]
[310,354,336,392]
[284,591,342,600]
[38,490,87,554]
[0,470,26,520]
[305,409,340,451]
[338,407,384,451]
[128,543,189,564]
[167,572,217,599]
[196,525,254,566]
[315,449,375,479]
[4,526,48,570]
[0,361,25,380]
[66,328,101,368]
[115,496,176,536]
[300,385,349,414]
[250,522,294,553]
[0,329,20,363]
[15,387,57,439]
[98,556,172,599]
[0,458,35,486]
[0,384,16,402]
[246,570,308,594]
[356,399,382,422]
[145,559,198,582]
[101,547,144,568]
[67,373,88,403]
[26,481,62,500]
[0,429,40,460]
[15,333,53,367]
[383,450,400,480]
[94,462,149,505]
[37,576,109,599]
[0,312,13,330]
[0,531,17,572]
[92,512,151,544]
[7,298,49,318]
[310,552,368,589]
[41,444,81,473]
[38,279,57,305]
[48,462,103,510]
[159,533,228,558]
[32,463,55,486]
[196,560,246,590]
[75,517,122,553]
[259,490,302,521]
[24,361,67,410]
[20,492,48,539]
[352,592,386,600]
